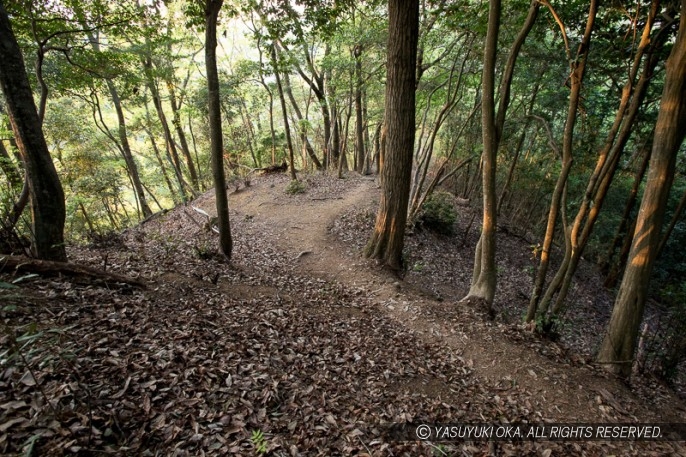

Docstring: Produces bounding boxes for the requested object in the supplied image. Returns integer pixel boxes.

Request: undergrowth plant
[654,283,686,381]
[250,429,267,454]
[285,179,306,195]
[416,191,457,235]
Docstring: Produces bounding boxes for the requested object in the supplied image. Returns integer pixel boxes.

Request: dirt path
[217,173,686,431]
[6,172,685,455]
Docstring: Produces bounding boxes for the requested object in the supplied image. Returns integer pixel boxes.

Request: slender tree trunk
[464,0,503,306]
[145,125,179,205]
[497,77,542,215]
[656,185,686,258]
[354,44,365,173]
[597,2,686,378]
[271,44,297,181]
[187,113,204,185]
[254,33,277,165]
[167,80,200,189]
[143,58,193,201]
[282,67,322,169]
[78,202,95,234]
[526,0,598,321]
[0,3,66,261]
[206,0,232,258]
[144,98,185,202]
[84,29,152,219]
[544,0,664,318]
[363,88,372,174]
[0,139,22,189]
[601,143,651,282]
[238,98,260,168]
[364,0,419,271]
[331,97,341,170]
[341,92,353,171]
[267,16,332,170]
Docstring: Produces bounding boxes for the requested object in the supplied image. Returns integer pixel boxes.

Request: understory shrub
[417,191,457,235]
[285,179,306,195]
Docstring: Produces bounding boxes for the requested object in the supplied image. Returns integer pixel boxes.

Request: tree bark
[0,255,146,288]
[205,0,233,258]
[167,80,200,189]
[601,144,651,286]
[656,185,686,258]
[282,64,322,170]
[545,0,665,318]
[0,138,22,189]
[0,3,66,261]
[143,57,192,202]
[464,0,502,306]
[364,0,419,271]
[597,1,686,378]
[354,44,365,173]
[271,44,297,181]
[526,0,598,321]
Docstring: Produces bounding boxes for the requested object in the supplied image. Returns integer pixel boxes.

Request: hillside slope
[1,172,684,456]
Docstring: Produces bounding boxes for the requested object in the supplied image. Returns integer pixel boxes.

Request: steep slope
[1,172,684,456]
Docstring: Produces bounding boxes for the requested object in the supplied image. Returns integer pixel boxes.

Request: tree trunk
[597,1,686,378]
[271,44,297,181]
[497,76,542,215]
[143,58,192,201]
[238,98,260,168]
[656,185,686,258]
[464,0,503,306]
[354,44,365,173]
[0,138,22,189]
[254,33,278,165]
[526,0,598,321]
[167,80,200,189]
[278,37,332,170]
[282,66,322,169]
[145,125,179,205]
[0,3,66,261]
[545,0,664,318]
[205,0,233,258]
[363,88,372,175]
[364,0,419,271]
[601,144,651,284]
[331,97,341,170]
[83,29,153,219]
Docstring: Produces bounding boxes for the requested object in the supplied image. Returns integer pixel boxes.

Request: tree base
[459,295,495,320]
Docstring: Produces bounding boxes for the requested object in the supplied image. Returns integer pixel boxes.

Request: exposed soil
[1,172,685,456]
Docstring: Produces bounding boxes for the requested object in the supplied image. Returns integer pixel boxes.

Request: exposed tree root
[0,255,147,289]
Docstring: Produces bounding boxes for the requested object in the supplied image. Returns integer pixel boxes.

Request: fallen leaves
[1,173,683,456]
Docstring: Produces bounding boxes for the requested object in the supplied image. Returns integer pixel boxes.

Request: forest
[1,0,686,454]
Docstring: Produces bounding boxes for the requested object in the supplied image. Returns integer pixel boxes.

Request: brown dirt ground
[3,170,686,456]
[219,172,686,427]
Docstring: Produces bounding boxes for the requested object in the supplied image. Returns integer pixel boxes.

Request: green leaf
[12,274,39,284]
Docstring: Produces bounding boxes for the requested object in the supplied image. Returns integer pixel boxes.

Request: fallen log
[257,162,288,174]
[0,255,147,289]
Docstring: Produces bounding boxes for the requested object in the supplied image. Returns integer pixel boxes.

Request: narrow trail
[221,172,685,428]
[7,173,685,456]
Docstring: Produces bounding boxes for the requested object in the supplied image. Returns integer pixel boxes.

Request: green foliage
[250,429,267,454]
[416,191,457,235]
[194,240,216,260]
[647,284,686,382]
[285,179,306,195]
[431,443,449,456]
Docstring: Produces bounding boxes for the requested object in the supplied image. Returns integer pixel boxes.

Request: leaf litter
[0,173,684,456]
